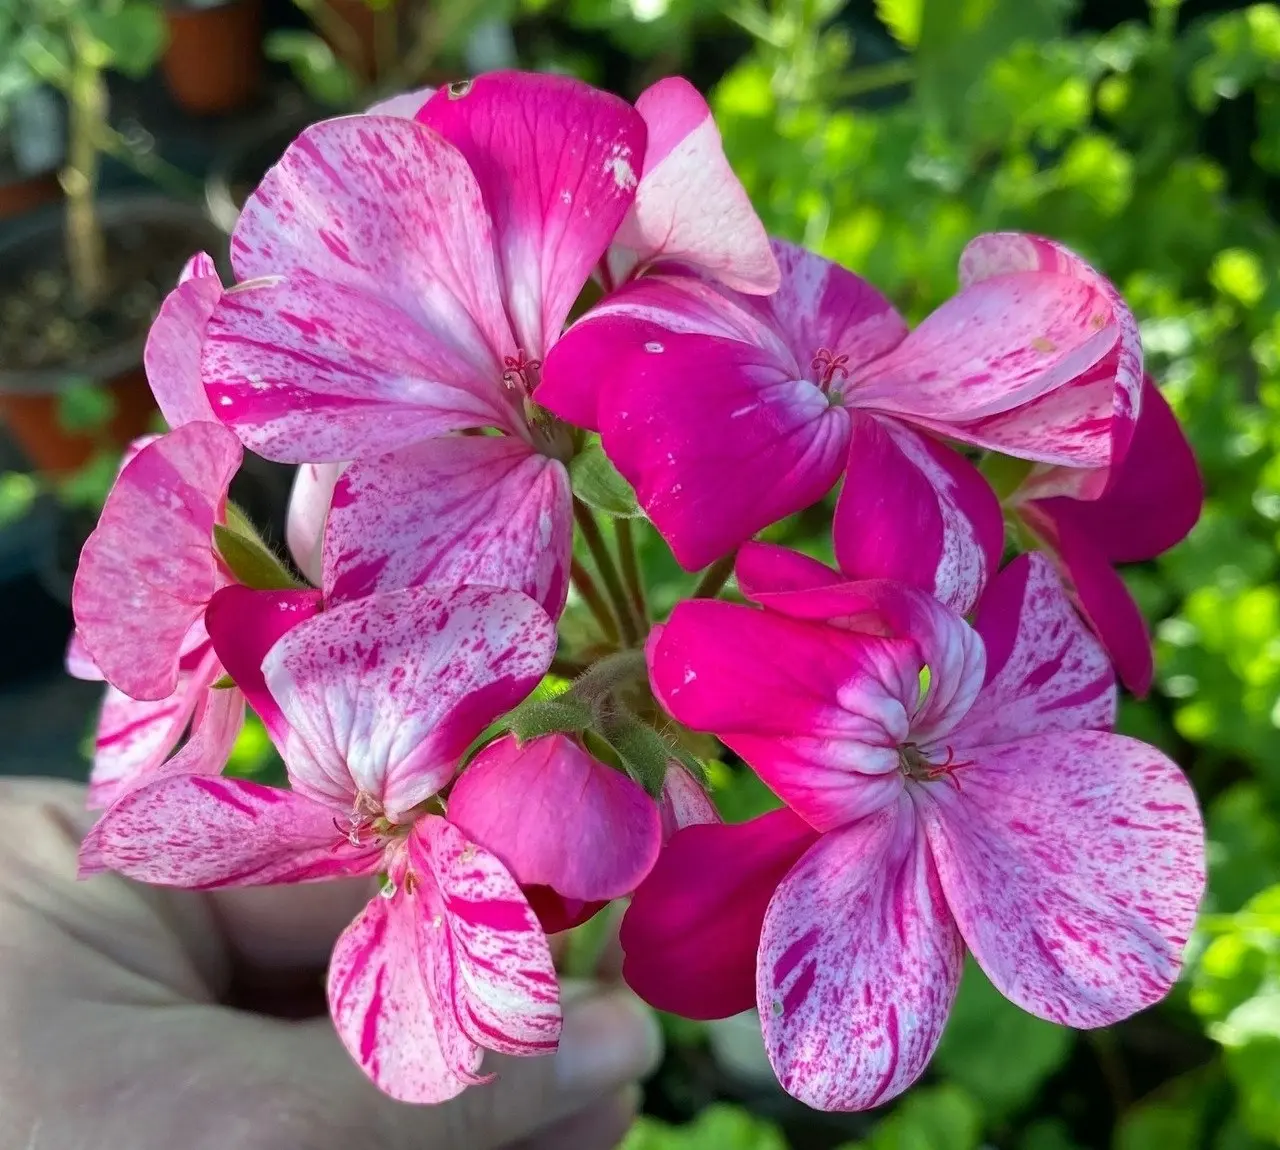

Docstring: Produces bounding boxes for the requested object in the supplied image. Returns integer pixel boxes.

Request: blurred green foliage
[516,0,1280,1144]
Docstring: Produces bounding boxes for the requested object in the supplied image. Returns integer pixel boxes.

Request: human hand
[0,779,662,1150]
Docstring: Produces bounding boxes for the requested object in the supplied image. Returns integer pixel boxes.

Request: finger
[208,880,376,972]
[505,1086,640,1150]
[227,984,662,1150]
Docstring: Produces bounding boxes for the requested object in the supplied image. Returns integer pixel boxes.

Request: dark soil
[0,216,198,373]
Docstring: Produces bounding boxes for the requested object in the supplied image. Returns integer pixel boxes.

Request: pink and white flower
[200,71,654,617]
[539,233,1141,613]
[83,584,562,1103]
[603,76,778,295]
[621,554,1204,1111]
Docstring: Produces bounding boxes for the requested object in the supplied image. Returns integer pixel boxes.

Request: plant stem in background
[575,500,639,646]
[571,558,619,646]
[616,518,648,630]
[64,27,108,310]
[692,553,736,600]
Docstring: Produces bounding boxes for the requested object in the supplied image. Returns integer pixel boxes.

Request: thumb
[228,982,662,1150]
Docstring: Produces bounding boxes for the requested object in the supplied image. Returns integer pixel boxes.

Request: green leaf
[934,960,1074,1117]
[570,439,642,518]
[212,524,305,591]
[56,379,115,434]
[876,0,922,49]
[623,1105,786,1150]
[914,0,1072,137]
[83,2,168,78]
[849,1084,983,1150]
[0,472,38,528]
[264,30,358,108]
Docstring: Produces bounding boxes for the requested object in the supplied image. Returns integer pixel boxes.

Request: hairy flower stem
[570,559,619,645]
[575,500,640,647]
[692,553,737,600]
[549,656,589,679]
[615,518,649,631]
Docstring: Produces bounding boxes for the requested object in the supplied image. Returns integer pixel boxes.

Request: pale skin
[0,779,663,1150]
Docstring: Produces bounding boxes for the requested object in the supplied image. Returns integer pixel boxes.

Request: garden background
[2,0,1278,1146]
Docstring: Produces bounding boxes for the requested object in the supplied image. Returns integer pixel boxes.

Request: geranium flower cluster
[68,71,1207,1112]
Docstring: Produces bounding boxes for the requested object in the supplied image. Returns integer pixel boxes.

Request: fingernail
[554,988,664,1093]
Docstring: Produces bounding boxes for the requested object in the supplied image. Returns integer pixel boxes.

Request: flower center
[898,743,971,791]
[811,347,850,403]
[502,349,542,397]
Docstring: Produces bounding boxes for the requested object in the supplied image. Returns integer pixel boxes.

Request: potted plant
[0,0,221,476]
[161,0,263,115]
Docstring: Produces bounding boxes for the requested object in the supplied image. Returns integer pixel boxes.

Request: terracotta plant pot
[162,0,264,115]
[0,171,62,222]
[0,195,223,477]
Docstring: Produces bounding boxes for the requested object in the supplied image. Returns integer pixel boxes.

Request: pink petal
[230,116,513,362]
[1020,504,1154,696]
[744,580,986,750]
[735,542,842,600]
[411,815,561,1055]
[323,436,571,617]
[86,683,202,809]
[286,462,342,586]
[65,632,103,680]
[919,731,1204,1027]
[205,585,324,742]
[758,796,963,1111]
[961,554,1116,748]
[606,77,778,294]
[144,255,223,427]
[180,252,217,283]
[72,422,243,700]
[327,884,483,1104]
[263,585,556,818]
[365,86,435,116]
[649,599,916,831]
[82,774,380,886]
[204,272,521,463]
[956,232,1142,467]
[158,682,245,780]
[537,272,787,431]
[834,415,1003,615]
[659,763,720,839]
[857,273,1116,424]
[418,72,646,354]
[601,334,851,570]
[620,810,819,1019]
[744,240,908,375]
[1034,378,1202,562]
[449,733,663,903]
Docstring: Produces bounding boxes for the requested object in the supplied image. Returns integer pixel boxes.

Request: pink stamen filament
[502,350,542,395]
[811,347,850,391]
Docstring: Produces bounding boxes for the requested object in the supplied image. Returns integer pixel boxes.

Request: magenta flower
[1008,377,1203,694]
[621,553,1204,1111]
[539,233,1141,612]
[199,71,654,617]
[83,584,562,1103]
[449,732,664,934]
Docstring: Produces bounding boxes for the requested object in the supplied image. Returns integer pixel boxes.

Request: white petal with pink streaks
[919,731,1204,1027]
[758,795,964,1111]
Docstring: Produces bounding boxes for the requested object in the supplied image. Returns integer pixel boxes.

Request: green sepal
[213,506,305,592]
[598,712,672,799]
[569,439,643,519]
[209,673,237,690]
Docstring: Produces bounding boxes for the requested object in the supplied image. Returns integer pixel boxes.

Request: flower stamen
[811,347,850,391]
[502,349,542,395]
